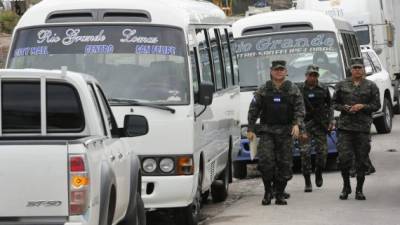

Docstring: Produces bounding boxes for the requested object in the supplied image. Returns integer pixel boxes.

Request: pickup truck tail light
[69,155,90,215]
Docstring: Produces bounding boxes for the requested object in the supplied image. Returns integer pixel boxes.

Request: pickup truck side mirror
[198,82,214,106]
[122,115,149,137]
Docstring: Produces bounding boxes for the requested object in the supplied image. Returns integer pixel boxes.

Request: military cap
[350,57,364,68]
[306,64,319,75]
[271,60,286,69]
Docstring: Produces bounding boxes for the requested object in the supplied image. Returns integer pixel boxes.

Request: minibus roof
[233,10,353,37]
[16,0,226,31]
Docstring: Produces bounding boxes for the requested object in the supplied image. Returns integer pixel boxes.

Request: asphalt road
[203,116,400,225]
[148,116,400,225]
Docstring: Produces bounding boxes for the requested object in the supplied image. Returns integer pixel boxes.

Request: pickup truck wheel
[106,194,116,225]
[211,160,229,203]
[135,194,146,225]
[374,97,392,134]
[233,161,247,179]
[121,192,146,225]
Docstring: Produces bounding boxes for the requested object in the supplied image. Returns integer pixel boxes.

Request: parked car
[362,45,397,133]
[0,68,147,225]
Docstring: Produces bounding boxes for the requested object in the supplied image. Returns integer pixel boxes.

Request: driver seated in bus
[140,61,185,102]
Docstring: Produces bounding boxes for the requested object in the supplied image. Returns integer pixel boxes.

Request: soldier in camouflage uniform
[298,65,334,193]
[333,57,380,200]
[247,60,305,205]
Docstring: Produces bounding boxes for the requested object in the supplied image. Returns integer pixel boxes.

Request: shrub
[0,10,20,34]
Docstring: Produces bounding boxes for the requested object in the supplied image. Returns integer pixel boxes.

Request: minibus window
[229,33,239,85]
[9,25,189,105]
[236,31,343,86]
[196,29,214,85]
[345,33,356,57]
[341,33,352,65]
[209,29,225,91]
[220,28,234,87]
[190,48,200,102]
[350,35,360,57]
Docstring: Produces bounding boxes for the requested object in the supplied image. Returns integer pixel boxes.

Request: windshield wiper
[240,85,258,91]
[108,98,176,114]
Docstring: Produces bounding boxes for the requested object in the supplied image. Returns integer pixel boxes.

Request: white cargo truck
[0,68,147,225]
[296,0,400,114]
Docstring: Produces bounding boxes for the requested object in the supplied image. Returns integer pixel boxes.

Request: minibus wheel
[174,173,202,225]
[211,160,229,202]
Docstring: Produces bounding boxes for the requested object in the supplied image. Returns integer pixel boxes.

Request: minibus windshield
[235,32,343,88]
[8,25,189,105]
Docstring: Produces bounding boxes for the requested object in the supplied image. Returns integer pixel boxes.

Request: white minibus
[6,0,240,224]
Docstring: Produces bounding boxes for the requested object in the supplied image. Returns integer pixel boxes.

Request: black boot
[275,181,288,205]
[339,170,352,200]
[261,177,272,205]
[315,167,323,187]
[271,182,290,199]
[366,165,376,175]
[304,174,312,192]
[282,191,291,199]
[355,175,366,200]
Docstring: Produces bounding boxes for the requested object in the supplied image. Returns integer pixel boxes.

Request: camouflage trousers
[337,129,371,175]
[257,132,293,182]
[300,128,328,175]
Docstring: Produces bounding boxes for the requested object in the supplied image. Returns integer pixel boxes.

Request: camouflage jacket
[332,78,381,132]
[298,81,334,131]
[248,80,305,134]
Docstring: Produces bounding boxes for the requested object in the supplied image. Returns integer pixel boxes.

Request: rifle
[303,93,337,145]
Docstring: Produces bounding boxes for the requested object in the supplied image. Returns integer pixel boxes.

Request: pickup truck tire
[100,188,116,225]
[99,168,116,225]
[120,190,146,225]
[233,161,247,179]
[135,194,146,225]
[374,97,392,134]
[211,160,229,203]
[107,195,116,225]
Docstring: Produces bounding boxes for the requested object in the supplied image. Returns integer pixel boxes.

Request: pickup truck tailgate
[0,143,69,217]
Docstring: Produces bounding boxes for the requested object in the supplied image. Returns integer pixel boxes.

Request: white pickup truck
[362,46,398,134]
[0,69,147,225]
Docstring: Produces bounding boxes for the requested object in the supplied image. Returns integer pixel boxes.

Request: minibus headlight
[159,158,174,173]
[241,126,248,138]
[143,158,157,173]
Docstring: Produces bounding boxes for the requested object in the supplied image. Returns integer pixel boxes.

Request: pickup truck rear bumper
[141,175,195,209]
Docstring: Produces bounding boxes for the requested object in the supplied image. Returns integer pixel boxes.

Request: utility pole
[11,0,31,15]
